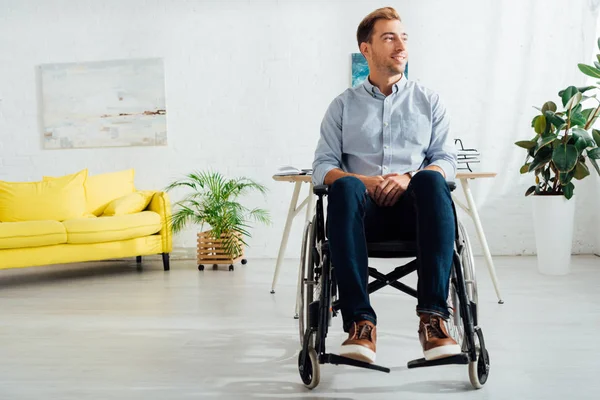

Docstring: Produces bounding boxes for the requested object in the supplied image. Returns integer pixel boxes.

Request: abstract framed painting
[351,52,408,87]
[40,57,167,149]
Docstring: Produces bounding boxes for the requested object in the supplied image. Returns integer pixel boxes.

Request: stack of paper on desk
[274,166,313,176]
[454,139,481,171]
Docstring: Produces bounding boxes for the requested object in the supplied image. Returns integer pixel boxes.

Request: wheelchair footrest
[323,353,390,373]
[407,353,469,369]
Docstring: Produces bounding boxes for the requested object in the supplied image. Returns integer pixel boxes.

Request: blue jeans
[326,171,455,332]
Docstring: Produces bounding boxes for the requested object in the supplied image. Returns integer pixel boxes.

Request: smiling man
[312,7,459,364]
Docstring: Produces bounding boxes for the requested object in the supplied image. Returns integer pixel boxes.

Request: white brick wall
[0,0,598,261]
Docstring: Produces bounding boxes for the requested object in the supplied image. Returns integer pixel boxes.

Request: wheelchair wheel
[298,215,321,346]
[446,275,465,349]
[469,329,490,389]
[458,220,479,314]
[298,219,314,345]
[298,347,320,389]
[447,220,480,349]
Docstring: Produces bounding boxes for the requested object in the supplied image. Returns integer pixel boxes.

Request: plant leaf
[592,129,600,146]
[561,86,579,107]
[575,137,588,152]
[571,127,595,147]
[534,114,546,134]
[559,85,596,97]
[559,171,574,184]
[520,164,531,174]
[563,182,575,199]
[529,146,553,172]
[552,143,578,172]
[544,110,566,130]
[589,157,600,176]
[578,63,600,79]
[541,101,557,113]
[570,111,587,127]
[534,134,557,154]
[588,147,600,159]
[565,92,583,110]
[573,161,590,180]
[543,167,551,182]
[516,140,537,149]
[525,185,536,196]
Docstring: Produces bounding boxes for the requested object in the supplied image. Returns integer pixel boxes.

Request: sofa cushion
[62,211,162,244]
[85,169,136,216]
[102,191,155,216]
[45,168,136,216]
[0,220,67,249]
[0,169,88,222]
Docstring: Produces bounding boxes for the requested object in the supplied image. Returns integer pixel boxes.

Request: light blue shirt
[312,75,457,186]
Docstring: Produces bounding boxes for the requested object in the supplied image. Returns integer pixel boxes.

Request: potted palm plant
[515,38,600,275]
[165,171,271,271]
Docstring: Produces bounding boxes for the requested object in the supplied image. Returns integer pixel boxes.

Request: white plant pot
[532,194,575,275]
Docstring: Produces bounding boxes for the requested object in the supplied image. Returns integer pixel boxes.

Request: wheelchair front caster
[213,264,218,270]
[298,347,320,389]
[229,265,234,271]
[241,259,247,265]
[198,265,204,271]
[468,328,490,389]
[469,347,490,389]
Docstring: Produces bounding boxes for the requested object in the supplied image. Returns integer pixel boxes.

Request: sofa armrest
[146,191,172,253]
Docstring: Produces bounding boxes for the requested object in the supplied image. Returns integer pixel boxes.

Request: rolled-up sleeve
[426,93,457,182]
[312,98,343,186]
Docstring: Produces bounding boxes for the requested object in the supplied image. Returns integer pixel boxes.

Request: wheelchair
[296,183,490,390]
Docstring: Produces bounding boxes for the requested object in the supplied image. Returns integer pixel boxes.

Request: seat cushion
[63,211,162,244]
[0,220,67,249]
[0,169,88,222]
[366,239,418,258]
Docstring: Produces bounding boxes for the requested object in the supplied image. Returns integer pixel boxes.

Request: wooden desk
[270,172,503,306]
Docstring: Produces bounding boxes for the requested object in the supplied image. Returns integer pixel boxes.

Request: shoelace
[424,317,448,340]
[356,324,373,340]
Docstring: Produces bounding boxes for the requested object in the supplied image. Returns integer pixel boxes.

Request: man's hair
[356,7,401,49]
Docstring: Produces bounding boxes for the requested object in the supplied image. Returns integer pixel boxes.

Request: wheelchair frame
[297,184,490,390]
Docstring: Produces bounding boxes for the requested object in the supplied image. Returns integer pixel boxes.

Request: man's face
[362,19,408,77]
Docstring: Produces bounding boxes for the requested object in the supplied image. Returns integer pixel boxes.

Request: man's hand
[373,173,411,207]
[363,175,385,198]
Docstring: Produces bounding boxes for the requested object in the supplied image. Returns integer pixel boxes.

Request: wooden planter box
[197,230,247,271]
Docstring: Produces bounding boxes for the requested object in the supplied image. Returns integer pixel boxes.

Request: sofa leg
[162,253,170,271]
[136,256,142,264]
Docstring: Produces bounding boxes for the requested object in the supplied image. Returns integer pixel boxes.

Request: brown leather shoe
[418,313,461,361]
[340,320,377,363]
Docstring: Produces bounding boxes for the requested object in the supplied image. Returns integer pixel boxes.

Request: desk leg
[271,181,302,294]
[460,178,504,304]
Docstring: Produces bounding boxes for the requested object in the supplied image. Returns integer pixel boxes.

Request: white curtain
[423,0,600,255]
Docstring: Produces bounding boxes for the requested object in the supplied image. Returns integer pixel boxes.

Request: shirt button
[384,145,389,149]
[383,166,388,170]
[384,122,388,127]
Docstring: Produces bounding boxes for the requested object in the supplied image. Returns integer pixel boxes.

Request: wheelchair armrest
[313,184,329,196]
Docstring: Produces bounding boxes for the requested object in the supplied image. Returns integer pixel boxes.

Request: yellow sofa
[0,168,172,271]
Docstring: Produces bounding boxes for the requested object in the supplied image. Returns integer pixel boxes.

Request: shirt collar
[363,74,408,97]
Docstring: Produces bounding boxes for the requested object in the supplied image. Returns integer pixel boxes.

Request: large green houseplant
[515,37,600,275]
[165,171,271,266]
[516,39,600,198]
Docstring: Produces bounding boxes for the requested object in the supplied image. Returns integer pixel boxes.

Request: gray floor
[0,255,599,400]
